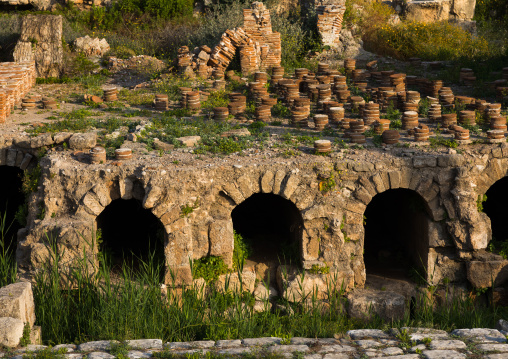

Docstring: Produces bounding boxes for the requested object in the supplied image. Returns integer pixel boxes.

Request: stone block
[281,174,300,199]
[0,282,36,326]
[467,260,508,288]
[413,156,437,168]
[176,136,201,147]
[260,170,274,193]
[208,220,234,266]
[0,317,24,348]
[346,289,405,322]
[272,169,286,194]
[69,133,97,150]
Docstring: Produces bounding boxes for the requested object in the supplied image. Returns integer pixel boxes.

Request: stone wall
[7,134,508,300]
[398,0,477,23]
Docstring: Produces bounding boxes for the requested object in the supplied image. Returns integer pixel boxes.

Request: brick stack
[0,61,36,123]
[316,5,346,47]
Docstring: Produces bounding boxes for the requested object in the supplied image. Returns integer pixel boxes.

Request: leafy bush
[365,21,497,61]
[192,256,229,283]
[233,231,252,270]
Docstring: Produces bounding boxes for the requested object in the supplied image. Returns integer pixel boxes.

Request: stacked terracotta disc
[42,97,58,109]
[382,130,400,144]
[425,80,443,97]
[291,106,309,128]
[0,92,6,123]
[294,68,309,80]
[490,115,507,132]
[328,107,345,126]
[281,82,299,105]
[459,68,475,85]
[313,114,329,131]
[316,75,331,84]
[103,87,118,102]
[414,124,430,142]
[213,107,229,121]
[349,120,365,136]
[255,105,271,122]
[213,80,226,90]
[271,66,284,85]
[90,146,106,164]
[154,94,169,111]
[441,113,457,129]
[390,74,406,92]
[458,110,476,126]
[485,103,502,120]
[179,87,192,108]
[317,84,332,104]
[341,118,354,130]
[402,111,418,130]
[115,148,132,160]
[439,87,454,109]
[403,102,418,112]
[344,58,356,74]
[374,119,390,134]
[428,103,442,122]
[21,97,37,110]
[349,96,365,112]
[487,130,505,140]
[314,140,332,154]
[453,126,470,141]
[186,91,201,112]
[363,102,380,126]
[317,63,330,75]
[350,133,366,144]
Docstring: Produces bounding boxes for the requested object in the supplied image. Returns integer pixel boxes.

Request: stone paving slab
[3,327,508,359]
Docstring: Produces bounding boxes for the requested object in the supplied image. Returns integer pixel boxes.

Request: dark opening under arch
[363,189,430,281]
[96,198,166,281]
[0,166,25,255]
[483,177,508,243]
[231,193,304,270]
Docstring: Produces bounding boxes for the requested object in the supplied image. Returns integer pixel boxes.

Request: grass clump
[191,256,229,283]
[233,230,252,270]
[23,347,68,359]
[365,21,497,61]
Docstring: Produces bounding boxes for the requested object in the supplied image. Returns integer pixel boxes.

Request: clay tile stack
[490,115,507,133]
[291,105,309,128]
[314,139,332,154]
[186,91,201,112]
[213,107,229,122]
[428,103,442,122]
[458,110,476,126]
[344,58,356,74]
[402,111,418,130]
[485,103,502,120]
[425,80,443,98]
[254,72,268,84]
[228,93,247,116]
[459,68,475,86]
[363,102,380,126]
[390,73,406,92]
[42,97,57,110]
[441,113,457,129]
[382,129,400,144]
[487,130,505,141]
[374,119,390,134]
[115,148,132,161]
[348,119,365,137]
[271,66,284,85]
[179,87,192,108]
[414,124,430,142]
[154,94,169,111]
[317,63,330,76]
[255,105,271,122]
[317,84,332,105]
[328,106,345,127]
[103,87,118,102]
[438,87,455,110]
[453,126,470,142]
[90,146,106,164]
[313,114,329,131]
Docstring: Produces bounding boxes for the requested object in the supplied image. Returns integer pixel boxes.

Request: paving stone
[316,338,340,345]
[411,333,449,341]
[87,352,115,359]
[429,340,467,350]
[362,349,379,357]
[476,343,508,352]
[170,349,209,356]
[303,355,322,359]
[322,354,350,359]
[450,328,507,343]
[290,337,325,345]
[410,344,426,352]
[165,341,215,349]
[218,347,253,355]
[485,355,508,359]
[215,339,242,348]
[24,345,47,352]
[242,337,281,346]
[378,355,420,359]
[379,339,399,345]
[64,355,83,359]
[126,339,162,350]
[126,351,152,359]
[267,345,309,353]
[54,344,76,352]
[422,349,466,359]
[317,344,356,353]
[355,339,383,348]
[381,347,404,355]
[78,341,118,352]
[347,329,391,339]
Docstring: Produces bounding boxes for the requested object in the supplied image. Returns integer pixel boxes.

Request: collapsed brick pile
[0,61,36,124]
[177,2,281,77]
[316,2,347,47]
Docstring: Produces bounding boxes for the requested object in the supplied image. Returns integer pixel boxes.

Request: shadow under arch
[231,193,304,279]
[0,165,25,253]
[95,198,166,282]
[363,188,431,283]
[483,176,508,244]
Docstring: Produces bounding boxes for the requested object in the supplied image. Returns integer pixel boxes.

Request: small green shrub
[192,256,229,283]
[21,165,42,195]
[233,230,252,270]
[308,264,330,275]
[20,322,31,347]
[477,194,488,213]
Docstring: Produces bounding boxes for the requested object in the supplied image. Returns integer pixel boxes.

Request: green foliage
[477,194,488,213]
[271,103,291,118]
[0,209,17,288]
[21,165,42,195]
[192,256,229,283]
[180,199,199,218]
[20,322,32,347]
[318,173,337,193]
[365,21,499,61]
[15,203,28,227]
[308,265,330,275]
[233,231,252,271]
[429,136,459,149]
[110,341,130,359]
[488,240,508,260]
[23,347,68,359]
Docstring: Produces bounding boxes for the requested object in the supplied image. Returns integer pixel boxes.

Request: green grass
[22,228,508,346]
[0,210,17,288]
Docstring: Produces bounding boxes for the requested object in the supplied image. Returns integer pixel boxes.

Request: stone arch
[209,28,259,75]
[482,176,508,244]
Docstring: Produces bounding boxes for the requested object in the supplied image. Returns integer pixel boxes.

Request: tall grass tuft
[0,209,17,287]
[32,231,508,346]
